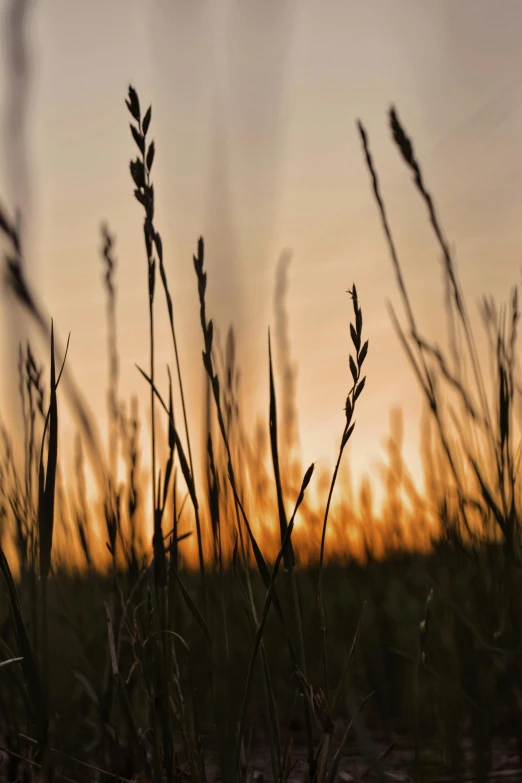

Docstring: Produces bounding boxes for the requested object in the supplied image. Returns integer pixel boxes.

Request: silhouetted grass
[0,87,521,783]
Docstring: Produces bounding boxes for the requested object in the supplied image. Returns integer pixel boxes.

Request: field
[1,86,522,783]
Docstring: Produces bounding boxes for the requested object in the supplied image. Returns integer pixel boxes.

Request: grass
[0,86,521,783]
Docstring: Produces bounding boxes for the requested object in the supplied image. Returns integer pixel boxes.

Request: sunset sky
[1,0,522,515]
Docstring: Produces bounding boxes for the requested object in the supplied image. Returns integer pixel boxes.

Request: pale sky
[1,0,522,512]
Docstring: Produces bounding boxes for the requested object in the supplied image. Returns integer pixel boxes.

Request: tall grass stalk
[126,86,161,589]
[127,86,204,606]
[192,237,324,781]
[268,332,316,776]
[193,243,267,778]
[318,285,368,700]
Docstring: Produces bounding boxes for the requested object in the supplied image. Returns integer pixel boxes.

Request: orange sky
[1,0,522,518]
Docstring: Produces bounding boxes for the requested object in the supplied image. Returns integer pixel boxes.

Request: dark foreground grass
[1,87,522,783]
[4,545,522,782]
